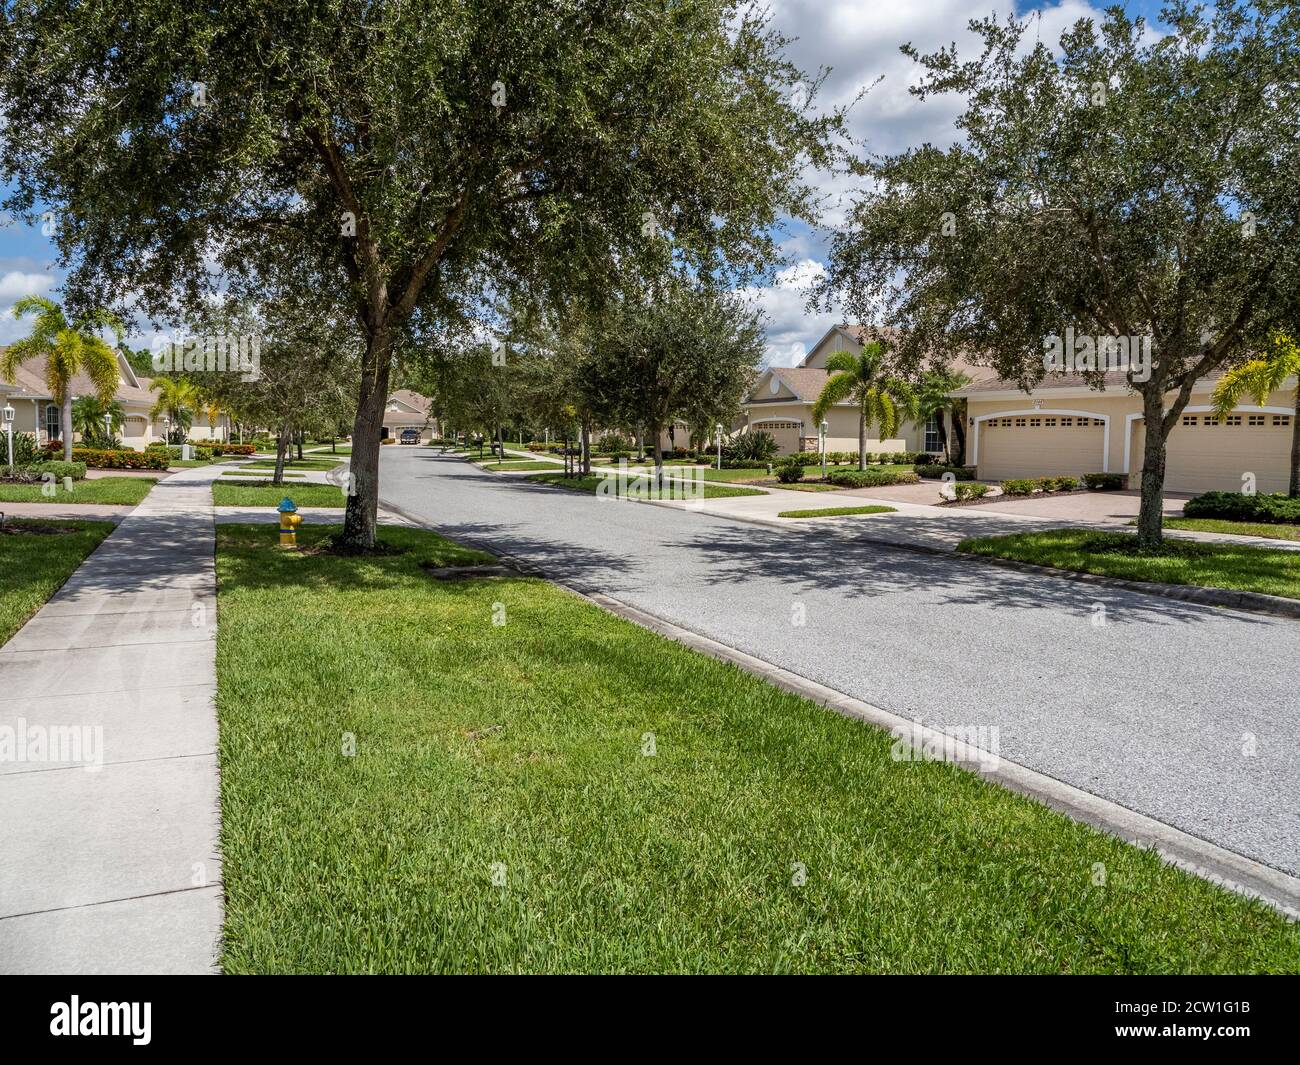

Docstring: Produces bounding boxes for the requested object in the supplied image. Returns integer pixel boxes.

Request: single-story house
[0,350,232,450]
[741,324,987,456]
[382,390,437,441]
[954,370,1297,494]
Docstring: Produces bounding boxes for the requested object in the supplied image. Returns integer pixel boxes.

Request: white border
[972,408,1110,472]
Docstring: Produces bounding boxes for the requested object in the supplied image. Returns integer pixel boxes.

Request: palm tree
[203,395,226,442]
[811,342,917,470]
[914,369,971,464]
[1212,331,1300,497]
[2,296,124,460]
[71,395,126,446]
[149,376,199,443]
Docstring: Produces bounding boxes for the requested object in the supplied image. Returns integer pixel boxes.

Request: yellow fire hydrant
[277,497,302,548]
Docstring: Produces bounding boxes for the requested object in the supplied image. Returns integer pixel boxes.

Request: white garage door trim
[972,408,1110,472]
[1122,405,1293,473]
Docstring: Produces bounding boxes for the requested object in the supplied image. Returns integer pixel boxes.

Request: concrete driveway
[967,488,1191,523]
[378,448,1300,880]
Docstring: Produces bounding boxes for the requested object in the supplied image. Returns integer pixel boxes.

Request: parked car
[399,428,421,445]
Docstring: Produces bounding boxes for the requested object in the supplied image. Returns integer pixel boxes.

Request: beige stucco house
[954,370,1297,493]
[0,351,233,450]
[381,389,436,441]
[741,325,981,456]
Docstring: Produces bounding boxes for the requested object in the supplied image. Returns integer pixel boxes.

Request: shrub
[595,433,633,453]
[1001,478,1037,496]
[775,458,805,483]
[31,460,88,480]
[1183,491,1300,525]
[55,447,166,470]
[827,469,921,488]
[1050,476,1080,492]
[723,430,778,465]
[953,482,990,501]
[796,451,824,465]
[380,437,396,445]
[6,432,39,466]
[915,464,976,480]
[1083,472,1123,490]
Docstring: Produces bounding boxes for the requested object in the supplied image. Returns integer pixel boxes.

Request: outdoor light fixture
[820,419,828,479]
[715,422,723,470]
[3,402,14,468]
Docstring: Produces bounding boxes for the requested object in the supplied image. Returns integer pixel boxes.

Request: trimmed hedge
[827,469,921,488]
[1183,491,1300,525]
[916,464,976,480]
[1002,476,1080,495]
[55,447,170,470]
[1083,472,1123,490]
[775,458,805,484]
[32,460,88,480]
[1001,479,1037,496]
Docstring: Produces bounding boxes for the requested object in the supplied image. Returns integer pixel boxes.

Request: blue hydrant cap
[277,497,297,513]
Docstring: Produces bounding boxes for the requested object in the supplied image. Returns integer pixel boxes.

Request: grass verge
[212,482,346,507]
[1160,517,1300,543]
[0,518,114,644]
[957,529,1300,600]
[0,477,157,505]
[778,505,897,519]
[529,471,764,499]
[475,460,561,472]
[214,522,1300,973]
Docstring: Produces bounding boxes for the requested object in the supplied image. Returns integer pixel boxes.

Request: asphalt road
[380,448,1300,877]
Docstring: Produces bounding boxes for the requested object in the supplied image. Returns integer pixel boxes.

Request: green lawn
[240,458,345,472]
[957,529,1300,600]
[530,471,764,499]
[221,470,305,478]
[1161,517,1300,543]
[778,505,898,519]
[0,476,157,505]
[475,460,561,472]
[213,522,1300,973]
[211,482,346,507]
[0,518,114,644]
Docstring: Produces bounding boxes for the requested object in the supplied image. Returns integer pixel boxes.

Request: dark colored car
[399,428,421,445]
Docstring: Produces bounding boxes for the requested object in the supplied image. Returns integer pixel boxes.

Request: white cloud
[0,270,55,302]
[739,258,838,367]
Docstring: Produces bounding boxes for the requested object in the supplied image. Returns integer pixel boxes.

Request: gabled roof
[0,349,155,406]
[386,389,431,417]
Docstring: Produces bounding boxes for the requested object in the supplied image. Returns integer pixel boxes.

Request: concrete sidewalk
[0,465,224,974]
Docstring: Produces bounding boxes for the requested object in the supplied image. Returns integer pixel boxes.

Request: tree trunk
[273,422,289,486]
[935,408,949,464]
[339,331,393,551]
[1290,387,1300,498]
[952,406,967,466]
[857,407,866,470]
[62,392,73,462]
[1135,389,1169,548]
[651,423,664,482]
[295,431,303,461]
[581,421,591,476]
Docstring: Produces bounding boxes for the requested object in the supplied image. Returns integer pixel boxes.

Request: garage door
[1132,412,1292,493]
[750,421,803,455]
[978,414,1106,479]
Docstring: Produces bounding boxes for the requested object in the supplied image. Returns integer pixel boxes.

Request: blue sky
[0,1,1176,363]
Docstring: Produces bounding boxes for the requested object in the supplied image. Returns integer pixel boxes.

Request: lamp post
[103,412,112,446]
[715,423,723,470]
[163,416,171,445]
[3,402,14,467]
[820,419,828,480]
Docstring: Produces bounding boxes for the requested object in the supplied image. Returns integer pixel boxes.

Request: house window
[1001,418,1012,427]
[1275,416,1291,427]
[1225,415,1241,426]
[924,415,942,453]
[45,404,61,440]
[1182,416,1197,426]
[1248,415,1265,426]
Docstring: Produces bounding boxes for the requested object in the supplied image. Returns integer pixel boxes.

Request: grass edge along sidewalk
[214,521,1300,973]
[0,518,114,644]
[528,470,764,500]
[957,529,1300,601]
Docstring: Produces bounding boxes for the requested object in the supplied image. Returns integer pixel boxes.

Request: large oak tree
[0,0,840,547]
[820,0,1300,544]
